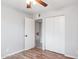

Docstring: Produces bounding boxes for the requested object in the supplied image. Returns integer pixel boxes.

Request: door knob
[25,35,27,37]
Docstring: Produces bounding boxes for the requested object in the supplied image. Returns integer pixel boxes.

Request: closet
[43,16,65,54]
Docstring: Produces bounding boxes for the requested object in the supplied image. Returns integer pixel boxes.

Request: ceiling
[2,0,77,14]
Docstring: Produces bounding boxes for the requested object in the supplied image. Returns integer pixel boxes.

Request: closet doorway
[35,19,42,49]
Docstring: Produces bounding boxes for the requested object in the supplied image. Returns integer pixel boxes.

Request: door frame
[43,15,65,54]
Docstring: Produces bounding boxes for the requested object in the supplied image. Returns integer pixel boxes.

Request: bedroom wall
[1,4,33,58]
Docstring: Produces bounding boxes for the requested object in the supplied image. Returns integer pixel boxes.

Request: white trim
[2,49,25,59]
[65,54,77,59]
[24,47,34,51]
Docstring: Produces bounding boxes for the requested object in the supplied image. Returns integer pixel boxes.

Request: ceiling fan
[26,0,48,8]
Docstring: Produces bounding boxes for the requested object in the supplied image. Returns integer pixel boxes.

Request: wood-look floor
[4,48,74,59]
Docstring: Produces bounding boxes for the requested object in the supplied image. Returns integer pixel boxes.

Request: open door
[25,17,35,50]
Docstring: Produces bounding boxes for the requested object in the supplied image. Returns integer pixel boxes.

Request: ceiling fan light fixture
[26,0,48,8]
[26,0,36,5]
[27,2,31,8]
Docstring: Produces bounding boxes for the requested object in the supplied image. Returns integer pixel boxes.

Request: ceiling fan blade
[35,0,48,7]
[27,4,31,8]
[27,2,31,8]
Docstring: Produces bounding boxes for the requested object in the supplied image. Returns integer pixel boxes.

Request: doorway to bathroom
[35,19,42,49]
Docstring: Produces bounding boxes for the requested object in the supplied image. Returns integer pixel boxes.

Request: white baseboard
[25,47,34,50]
[2,49,25,59]
[45,49,77,59]
[2,47,35,59]
[65,54,77,59]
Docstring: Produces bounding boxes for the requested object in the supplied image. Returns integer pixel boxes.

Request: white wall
[1,4,33,58]
[34,4,78,58]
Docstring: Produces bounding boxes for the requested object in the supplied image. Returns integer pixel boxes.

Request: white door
[25,17,35,50]
[45,16,65,54]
